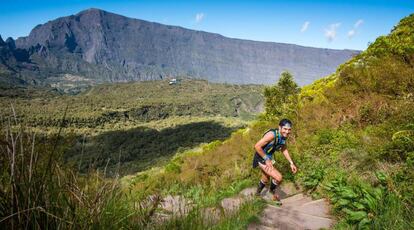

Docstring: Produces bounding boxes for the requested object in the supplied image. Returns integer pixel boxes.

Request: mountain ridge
[20,8,358,52]
[2,8,359,88]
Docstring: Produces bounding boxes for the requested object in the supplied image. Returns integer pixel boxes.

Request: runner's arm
[281,146,297,173]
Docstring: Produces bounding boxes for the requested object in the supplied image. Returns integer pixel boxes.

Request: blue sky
[0,0,413,50]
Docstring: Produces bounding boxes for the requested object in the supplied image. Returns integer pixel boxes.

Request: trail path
[153,182,335,229]
[247,183,335,230]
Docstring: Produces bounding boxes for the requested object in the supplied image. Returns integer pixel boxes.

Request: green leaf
[348,210,368,221]
[337,198,350,206]
[353,202,366,210]
[358,217,372,230]
[371,188,383,200]
[323,182,334,190]
[342,207,352,214]
[362,194,377,211]
[392,130,414,141]
[375,171,387,183]
[341,188,358,198]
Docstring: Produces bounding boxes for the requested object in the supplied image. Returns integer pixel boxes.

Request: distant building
[169,78,181,85]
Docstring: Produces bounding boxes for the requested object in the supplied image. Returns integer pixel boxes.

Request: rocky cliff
[2,8,359,88]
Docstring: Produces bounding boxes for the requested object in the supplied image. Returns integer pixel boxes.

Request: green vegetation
[289,13,414,229]
[0,118,265,229]
[1,12,414,230]
[0,79,263,175]
[66,120,242,175]
[0,78,267,228]
[0,121,132,229]
[128,12,414,228]
[262,71,300,119]
[0,78,263,129]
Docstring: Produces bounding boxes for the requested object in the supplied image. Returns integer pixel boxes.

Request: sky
[0,0,413,51]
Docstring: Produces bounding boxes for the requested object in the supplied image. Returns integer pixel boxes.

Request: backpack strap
[262,129,278,155]
[271,129,278,151]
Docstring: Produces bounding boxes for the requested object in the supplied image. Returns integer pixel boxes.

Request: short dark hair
[279,118,293,127]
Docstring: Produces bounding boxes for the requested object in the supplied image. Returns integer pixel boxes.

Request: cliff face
[4,8,358,87]
[0,35,41,87]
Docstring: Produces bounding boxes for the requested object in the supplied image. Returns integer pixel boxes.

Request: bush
[263,71,300,118]
[380,129,414,162]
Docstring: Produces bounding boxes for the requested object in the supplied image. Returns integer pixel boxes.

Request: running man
[252,119,298,201]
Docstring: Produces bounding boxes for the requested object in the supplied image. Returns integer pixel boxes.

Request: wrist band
[289,161,294,165]
[263,155,270,161]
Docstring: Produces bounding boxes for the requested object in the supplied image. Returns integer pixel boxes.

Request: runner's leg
[258,163,283,201]
[261,169,270,184]
[258,162,282,182]
[256,169,270,195]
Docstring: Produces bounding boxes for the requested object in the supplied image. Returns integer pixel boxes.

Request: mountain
[0,35,39,87]
[2,8,358,89]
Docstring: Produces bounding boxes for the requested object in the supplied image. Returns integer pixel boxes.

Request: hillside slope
[126,13,414,229]
[289,13,414,228]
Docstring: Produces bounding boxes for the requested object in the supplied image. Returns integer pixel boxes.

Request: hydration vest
[262,129,286,157]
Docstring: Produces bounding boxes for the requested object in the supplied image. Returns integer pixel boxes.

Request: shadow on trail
[65,121,240,176]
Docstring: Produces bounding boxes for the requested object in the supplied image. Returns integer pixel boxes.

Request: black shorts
[252,152,266,168]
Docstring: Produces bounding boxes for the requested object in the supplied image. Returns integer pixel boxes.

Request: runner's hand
[265,160,273,171]
[290,163,297,174]
[265,159,273,167]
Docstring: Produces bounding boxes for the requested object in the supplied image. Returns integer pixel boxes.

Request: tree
[263,71,300,118]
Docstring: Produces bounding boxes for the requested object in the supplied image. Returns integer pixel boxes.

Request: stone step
[280,194,313,205]
[259,214,304,230]
[159,195,192,216]
[277,198,332,218]
[248,222,280,230]
[282,197,315,208]
[220,197,244,214]
[262,205,334,230]
[240,187,258,197]
[294,199,332,218]
[253,182,301,200]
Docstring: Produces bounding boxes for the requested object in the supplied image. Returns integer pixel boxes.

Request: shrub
[263,71,300,118]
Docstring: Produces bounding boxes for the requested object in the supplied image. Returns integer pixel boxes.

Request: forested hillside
[0,79,263,128]
[0,78,264,174]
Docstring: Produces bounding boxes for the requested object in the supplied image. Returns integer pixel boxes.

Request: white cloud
[324,23,341,42]
[301,21,310,33]
[354,19,364,28]
[195,13,205,23]
[348,19,364,39]
[348,29,356,38]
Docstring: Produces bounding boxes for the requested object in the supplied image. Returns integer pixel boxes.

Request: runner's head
[279,119,292,138]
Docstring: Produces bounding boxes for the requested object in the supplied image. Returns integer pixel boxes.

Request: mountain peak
[5,37,15,49]
[75,8,109,17]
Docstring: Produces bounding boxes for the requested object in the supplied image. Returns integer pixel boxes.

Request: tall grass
[0,106,267,229]
[0,107,160,229]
